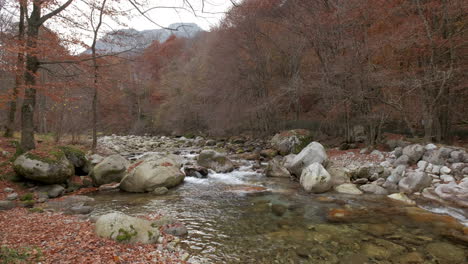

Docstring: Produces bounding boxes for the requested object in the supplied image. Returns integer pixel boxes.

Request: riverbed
[87,147,468,264]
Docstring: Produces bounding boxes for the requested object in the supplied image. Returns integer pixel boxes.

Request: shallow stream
[87,150,468,264]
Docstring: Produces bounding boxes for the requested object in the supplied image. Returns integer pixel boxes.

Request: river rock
[300,163,332,193]
[270,129,312,155]
[184,166,208,178]
[6,193,18,201]
[417,160,428,171]
[440,174,455,182]
[153,187,169,195]
[440,166,451,174]
[430,181,468,207]
[398,171,432,194]
[402,144,425,164]
[328,166,348,185]
[422,147,453,165]
[359,184,388,195]
[95,212,160,244]
[394,147,403,158]
[387,193,415,205]
[65,205,94,215]
[161,224,188,237]
[260,149,278,158]
[266,157,291,178]
[394,155,409,166]
[13,153,74,184]
[0,200,15,210]
[425,242,466,263]
[3,187,14,193]
[287,142,328,176]
[36,184,65,198]
[120,156,184,193]
[91,155,129,186]
[197,150,234,173]
[335,183,363,195]
[387,165,407,184]
[449,151,464,163]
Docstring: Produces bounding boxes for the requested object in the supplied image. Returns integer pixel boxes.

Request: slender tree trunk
[4,1,26,138]
[91,0,107,152]
[21,8,41,150]
[423,111,433,142]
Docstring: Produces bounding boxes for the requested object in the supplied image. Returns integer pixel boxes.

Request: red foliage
[0,208,186,263]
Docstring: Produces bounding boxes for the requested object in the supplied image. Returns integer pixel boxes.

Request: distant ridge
[84,23,203,54]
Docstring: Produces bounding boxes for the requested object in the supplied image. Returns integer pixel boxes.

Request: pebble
[4,188,14,193]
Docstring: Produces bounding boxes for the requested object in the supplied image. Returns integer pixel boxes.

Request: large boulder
[265,157,291,178]
[91,155,129,186]
[95,212,160,244]
[398,171,432,194]
[197,150,234,173]
[287,142,328,176]
[422,147,453,165]
[300,163,332,193]
[270,129,312,155]
[120,155,185,193]
[402,144,425,164]
[14,152,74,184]
[59,146,89,175]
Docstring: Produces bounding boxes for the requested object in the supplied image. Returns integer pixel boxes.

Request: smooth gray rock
[95,212,160,244]
[153,187,169,195]
[13,154,74,184]
[299,163,332,193]
[91,155,129,186]
[36,184,65,198]
[398,171,432,194]
[335,183,363,195]
[402,144,425,164]
[359,184,389,195]
[287,142,328,176]
[197,150,234,173]
[394,155,409,166]
[0,200,15,210]
[6,193,18,201]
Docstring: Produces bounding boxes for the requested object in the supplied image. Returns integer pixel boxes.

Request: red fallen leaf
[161,162,173,167]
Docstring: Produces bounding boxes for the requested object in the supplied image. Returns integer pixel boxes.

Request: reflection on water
[88,161,468,264]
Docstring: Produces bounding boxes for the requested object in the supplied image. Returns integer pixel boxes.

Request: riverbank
[1,133,467,263]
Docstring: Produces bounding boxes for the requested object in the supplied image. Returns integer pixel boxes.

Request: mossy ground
[0,246,43,264]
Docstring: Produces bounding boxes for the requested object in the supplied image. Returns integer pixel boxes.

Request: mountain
[85,23,203,54]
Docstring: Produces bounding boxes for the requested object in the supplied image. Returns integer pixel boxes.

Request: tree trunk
[423,112,433,142]
[21,14,40,150]
[91,0,107,152]
[4,1,26,138]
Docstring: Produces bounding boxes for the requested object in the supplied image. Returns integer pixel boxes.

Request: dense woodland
[0,0,467,150]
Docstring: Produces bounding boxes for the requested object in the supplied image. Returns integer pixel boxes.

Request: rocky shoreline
[1,130,467,262]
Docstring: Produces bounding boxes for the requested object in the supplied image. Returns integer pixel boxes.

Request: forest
[0,0,468,263]
[1,0,466,150]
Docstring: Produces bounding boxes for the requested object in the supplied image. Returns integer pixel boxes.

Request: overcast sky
[126,0,236,31]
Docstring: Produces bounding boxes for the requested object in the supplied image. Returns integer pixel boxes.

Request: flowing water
[87,150,468,264]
